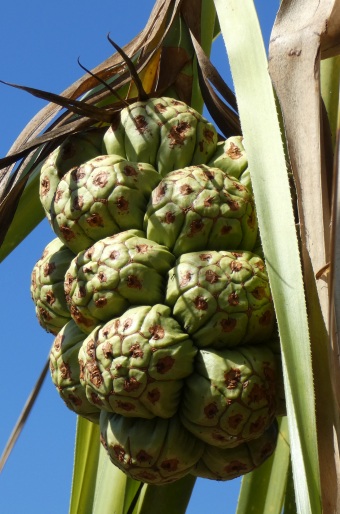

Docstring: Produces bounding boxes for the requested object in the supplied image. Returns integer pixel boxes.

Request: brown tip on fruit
[194,296,208,311]
[204,402,219,419]
[149,325,165,340]
[156,356,175,374]
[226,142,242,160]
[224,369,241,389]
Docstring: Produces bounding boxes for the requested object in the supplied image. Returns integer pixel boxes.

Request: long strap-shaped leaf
[321,55,340,149]
[329,79,340,513]
[331,85,340,388]
[320,54,340,514]
[284,462,297,514]
[213,1,321,513]
[269,2,340,511]
[69,417,101,514]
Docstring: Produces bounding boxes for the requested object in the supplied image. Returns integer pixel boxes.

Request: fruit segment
[103,97,218,176]
[31,238,74,334]
[64,230,175,333]
[51,156,161,253]
[78,304,197,419]
[166,251,274,348]
[50,320,101,423]
[145,165,257,256]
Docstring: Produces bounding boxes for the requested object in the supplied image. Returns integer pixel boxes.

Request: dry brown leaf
[269,1,340,511]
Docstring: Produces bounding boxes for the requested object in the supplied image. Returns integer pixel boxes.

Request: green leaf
[284,462,297,514]
[69,417,101,514]
[0,167,44,263]
[321,55,340,149]
[190,0,216,113]
[213,1,321,513]
[236,417,290,514]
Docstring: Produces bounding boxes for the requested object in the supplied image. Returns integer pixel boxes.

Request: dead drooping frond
[0,0,238,250]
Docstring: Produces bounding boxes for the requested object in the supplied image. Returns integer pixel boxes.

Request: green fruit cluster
[31,97,282,484]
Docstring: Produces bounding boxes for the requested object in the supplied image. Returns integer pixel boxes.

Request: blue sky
[0,2,279,513]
